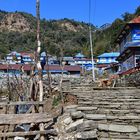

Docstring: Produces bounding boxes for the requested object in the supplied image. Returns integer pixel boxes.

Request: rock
[65,105,78,110]
[71,111,84,119]
[78,101,92,105]
[64,105,78,113]
[58,134,75,140]
[14,137,25,140]
[98,124,138,133]
[52,87,60,92]
[100,138,133,140]
[119,116,139,120]
[77,120,98,131]
[106,116,118,120]
[65,119,83,133]
[63,117,73,125]
[77,106,97,111]
[85,114,106,120]
[0,13,32,32]
[75,130,97,139]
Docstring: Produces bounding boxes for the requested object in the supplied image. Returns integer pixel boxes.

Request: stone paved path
[61,86,140,140]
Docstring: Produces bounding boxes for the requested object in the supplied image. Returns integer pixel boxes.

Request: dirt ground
[44,92,77,118]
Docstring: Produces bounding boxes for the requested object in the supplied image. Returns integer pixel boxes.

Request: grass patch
[52,95,61,107]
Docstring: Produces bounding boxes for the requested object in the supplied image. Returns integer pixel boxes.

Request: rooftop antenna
[89,0,95,82]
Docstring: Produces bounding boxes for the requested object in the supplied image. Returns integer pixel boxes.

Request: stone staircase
[59,86,140,140]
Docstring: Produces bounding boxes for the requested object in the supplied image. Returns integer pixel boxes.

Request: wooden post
[36,0,44,140]
[46,51,52,94]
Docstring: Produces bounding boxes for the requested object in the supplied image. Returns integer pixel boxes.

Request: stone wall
[117,71,140,87]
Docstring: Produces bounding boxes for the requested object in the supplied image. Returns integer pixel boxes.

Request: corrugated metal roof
[45,65,81,72]
[129,16,140,24]
[98,52,120,58]
[0,64,81,72]
[75,53,85,58]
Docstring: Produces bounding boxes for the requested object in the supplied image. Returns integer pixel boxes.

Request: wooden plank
[0,129,57,137]
[0,101,46,106]
[0,113,52,125]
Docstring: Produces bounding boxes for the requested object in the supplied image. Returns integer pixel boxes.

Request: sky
[0,0,140,27]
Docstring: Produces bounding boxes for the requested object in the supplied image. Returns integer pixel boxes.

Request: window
[135,55,140,67]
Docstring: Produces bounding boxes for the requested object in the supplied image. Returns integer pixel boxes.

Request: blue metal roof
[98,52,120,58]
[75,53,85,58]
[97,61,118,64]
[41,52,46,57]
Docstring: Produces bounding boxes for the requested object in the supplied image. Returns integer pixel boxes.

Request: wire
[89,0,97,25]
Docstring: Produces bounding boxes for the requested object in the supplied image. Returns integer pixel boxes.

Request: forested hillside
[0,6,140,58]
[93,6,140,55]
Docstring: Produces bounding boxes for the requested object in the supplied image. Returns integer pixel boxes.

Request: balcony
[124,41,140,48]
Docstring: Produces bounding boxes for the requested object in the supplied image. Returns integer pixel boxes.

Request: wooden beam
[0,129,57,137]
[0,113,52,125]
[0,101,46,106]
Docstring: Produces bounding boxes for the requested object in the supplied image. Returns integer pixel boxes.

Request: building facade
[0,64,81,76]
[97,52,120,66]
[5,51,34,64]
[6,51,21,64]
[116,16,140,73]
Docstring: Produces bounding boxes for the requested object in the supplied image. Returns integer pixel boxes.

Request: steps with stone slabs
[63,87,140,139]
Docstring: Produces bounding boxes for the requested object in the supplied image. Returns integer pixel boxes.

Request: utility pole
[89,0,95,82]
[89,25,95,82]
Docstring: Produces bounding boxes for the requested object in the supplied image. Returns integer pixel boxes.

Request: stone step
[78,101,93,105]
[100,138,133,140]
[96,109,137,114]
[78,101,140,106]
[78,96,140,100]
[80,98,140,101]
[77,106,97,111]
[81,109,139,116]
[78,104,140,111]
[74,130,97,139]
[84,114,140,121]
[98,124,138,133]
[76,95,140,100]
[75,92,140,95]
[78,99,140,104]
[65,87,140,139]
[85,114,106,120]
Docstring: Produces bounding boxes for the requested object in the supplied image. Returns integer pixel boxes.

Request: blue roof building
[116,16,140,73]
[97,52,120,64]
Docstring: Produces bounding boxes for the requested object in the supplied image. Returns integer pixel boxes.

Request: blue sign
[132,30,140,41]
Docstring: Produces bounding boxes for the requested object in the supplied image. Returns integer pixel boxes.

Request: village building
[6,51,21,64]
[96,52,120,75]
[74,58,92,66]
[73,52,96,71]
[116,16,140,74]
[20,52,34,64]
[74,53,86,59]
[5,51,34,64]
[0,64,81,76]
[97,52,120,67]
[63,57,75,65]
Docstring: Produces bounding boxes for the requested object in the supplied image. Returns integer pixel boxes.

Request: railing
[124,41,140,48]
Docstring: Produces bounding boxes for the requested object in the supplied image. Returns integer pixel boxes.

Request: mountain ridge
[0,6,140,58]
